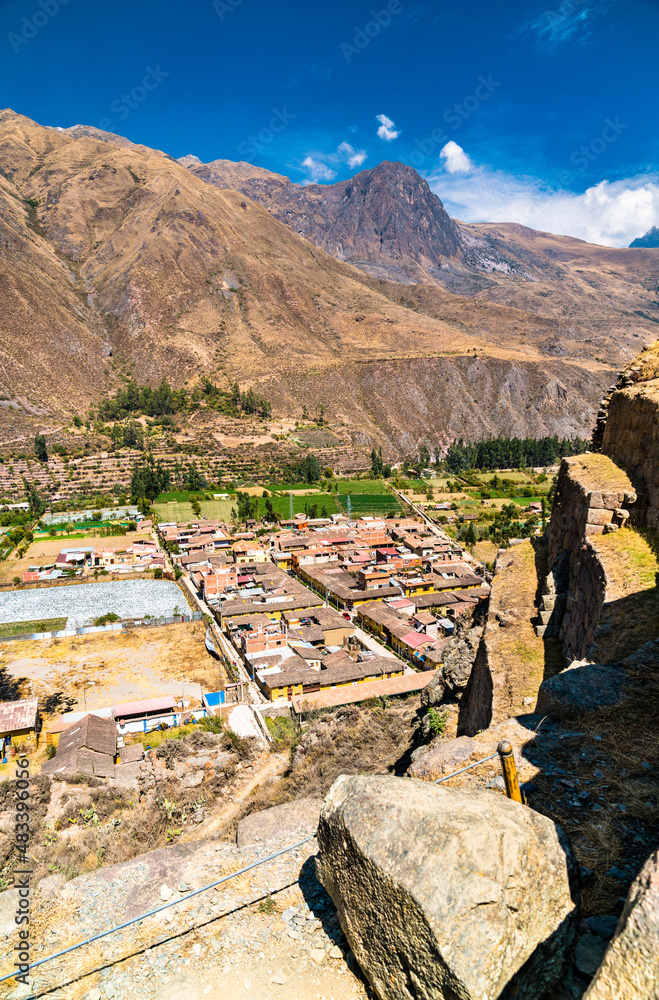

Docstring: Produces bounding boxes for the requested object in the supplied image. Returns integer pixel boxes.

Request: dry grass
[486,540,546,710]
[591,525,659,660]
[472,539,499,565]
[224,700,421,840]
[565,453,633,494]
[1,622,228,730]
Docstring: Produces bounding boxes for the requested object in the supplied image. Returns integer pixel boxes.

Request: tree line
[442,435,590,474]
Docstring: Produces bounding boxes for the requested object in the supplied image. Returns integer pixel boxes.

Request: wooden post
[497,741,522,803]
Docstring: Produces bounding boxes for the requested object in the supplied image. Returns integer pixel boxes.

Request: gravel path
[15,836,369,1000]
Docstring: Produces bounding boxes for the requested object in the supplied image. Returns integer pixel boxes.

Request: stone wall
[544,455,636,663]
[601,384,659,529]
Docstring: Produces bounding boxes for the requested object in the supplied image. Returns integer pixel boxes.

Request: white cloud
[439,141,474,175]
[376,113,400,142]
[300,141,367,183]
[337,141,367,168]
[301,156,337,183]
[426,163,659,247]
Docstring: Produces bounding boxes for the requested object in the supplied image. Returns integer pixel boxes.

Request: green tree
[34,434,48,462]
[130,454,171,502]
[296,454,321,483]
[22,477,46,518]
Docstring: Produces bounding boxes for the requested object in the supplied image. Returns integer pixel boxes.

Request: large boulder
[406,735,477,781]
[236,797,322,847]
[584,848,659,999]
[423,627,482,705]
[536,664,630,719]
[316,774,579,1000]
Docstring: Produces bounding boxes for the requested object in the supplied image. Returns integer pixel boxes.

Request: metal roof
[113,696,177,718]
[0,698,38,734]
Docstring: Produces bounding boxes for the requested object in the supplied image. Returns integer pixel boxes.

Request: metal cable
[433,752,499,784]
[0,834,316,985]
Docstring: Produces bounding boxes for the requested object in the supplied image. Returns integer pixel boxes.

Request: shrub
[427,707,448,736]
[93,612,120,626]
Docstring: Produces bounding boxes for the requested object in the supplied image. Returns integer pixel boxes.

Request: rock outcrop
[584,847,659,999]
[236,798,322,847]
[535,663,631,719]
[316,774,579,1000]
[543,454,637,662]
[422,626,482,705]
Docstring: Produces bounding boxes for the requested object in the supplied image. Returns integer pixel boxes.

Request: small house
[0,698,39,752]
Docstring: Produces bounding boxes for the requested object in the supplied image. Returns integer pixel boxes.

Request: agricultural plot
[335,479,391,493]
[154,499,235,523]
[337,493,401,516]
[0,533,153,584]
[268,493,340,520]
[478,471,534,483]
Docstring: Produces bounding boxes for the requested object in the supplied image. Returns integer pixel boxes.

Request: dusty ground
[0,533,153,583]
[0,621,227,720]
[483,539,550,712]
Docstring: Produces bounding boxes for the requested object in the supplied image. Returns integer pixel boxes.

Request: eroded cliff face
[546,341,659,664]
[544,456,637,662]
[594,342,659,529]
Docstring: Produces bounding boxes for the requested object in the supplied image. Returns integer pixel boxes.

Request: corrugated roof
[0,698,38,734]
[292,670,437,712]
[113,696,177,718]
[58,714,117,757]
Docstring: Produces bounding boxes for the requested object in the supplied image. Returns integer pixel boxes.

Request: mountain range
[1,108,658,456]
[630,226,659,249]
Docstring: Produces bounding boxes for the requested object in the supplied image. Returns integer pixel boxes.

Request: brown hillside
[0,109,656,453]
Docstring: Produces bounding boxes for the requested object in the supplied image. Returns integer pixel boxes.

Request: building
[42,713,117,778]
[0,698,40,751]
[256,653,403,702]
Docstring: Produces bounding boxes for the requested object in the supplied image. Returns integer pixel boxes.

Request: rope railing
[0,835,316,989]
[3,744,524,993]
[433,741,523,803]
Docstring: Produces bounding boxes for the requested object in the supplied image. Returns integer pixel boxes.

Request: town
[0,489,497,770]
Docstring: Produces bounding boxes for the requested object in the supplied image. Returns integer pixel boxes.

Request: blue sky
[1,0,657,245]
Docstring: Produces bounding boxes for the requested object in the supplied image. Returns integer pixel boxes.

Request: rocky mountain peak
[629,225,659,248]
[181,156,461,280]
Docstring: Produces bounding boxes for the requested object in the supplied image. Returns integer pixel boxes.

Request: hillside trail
[180,750,288,844]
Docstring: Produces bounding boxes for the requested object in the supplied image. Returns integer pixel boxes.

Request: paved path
[352,626,403,663]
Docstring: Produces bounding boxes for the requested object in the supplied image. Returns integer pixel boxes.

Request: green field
[0,618,68,638]
[337,494,401,515]
[154,499,236,522]
[478,471,533,483]
[335,479,391,493]
[268,493,341,520]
